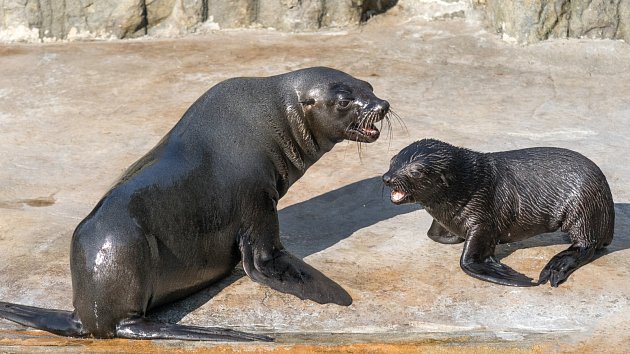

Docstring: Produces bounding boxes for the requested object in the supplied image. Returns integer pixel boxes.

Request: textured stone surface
[0,0,401,41]
[480,0,630,43]
[397,0,471,20]
[0,12,629,352]
[2,0,629,44]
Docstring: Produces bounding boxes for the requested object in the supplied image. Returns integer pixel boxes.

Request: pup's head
[382,139,457,205]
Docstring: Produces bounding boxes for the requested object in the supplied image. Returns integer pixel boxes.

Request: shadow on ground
[495,203,629,261]
[153,190,629,323]
[152,176,420,323]
[279,176,420,258]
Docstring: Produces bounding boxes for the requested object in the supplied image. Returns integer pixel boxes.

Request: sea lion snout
[368,99,389,116]
[382,172,393,184]
[382,168,413,205]
[344,96,390,143]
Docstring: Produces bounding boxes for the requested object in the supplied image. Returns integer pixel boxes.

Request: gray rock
[619,1,630,41]
[0,0,146,40]
[147,0,207,36]
[9,0,629,45]
[206,0,254,28]
[87,0,145,39]
[480,0,630,43]
[208,0,366,31]
[0,0,397,41]
[255,0,326,31]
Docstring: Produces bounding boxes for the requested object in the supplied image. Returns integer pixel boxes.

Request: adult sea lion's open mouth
[390,189,408,204]
[346,122,381,143]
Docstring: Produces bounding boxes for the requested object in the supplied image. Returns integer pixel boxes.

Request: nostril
[380,100,390,114]
[382,173,392,184]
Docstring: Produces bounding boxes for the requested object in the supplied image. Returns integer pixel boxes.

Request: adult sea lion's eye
[337,99,351,108]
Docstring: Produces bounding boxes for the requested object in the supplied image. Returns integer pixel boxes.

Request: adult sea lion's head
[382,139,457,205]
[288,67,390,149]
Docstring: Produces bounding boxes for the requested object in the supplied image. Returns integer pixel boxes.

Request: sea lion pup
[383,139,614,287]
[0,67,390,341]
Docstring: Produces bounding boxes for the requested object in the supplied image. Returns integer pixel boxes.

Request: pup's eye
[337,99,351,108]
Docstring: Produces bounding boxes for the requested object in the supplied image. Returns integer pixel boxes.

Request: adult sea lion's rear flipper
[0,302,272,341]
[0,301,86,337]
[459,231,537,287]
[116,318,273,341]
[240,235,352,306]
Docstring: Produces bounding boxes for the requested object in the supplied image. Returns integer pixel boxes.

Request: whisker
[344,119,355,132]
[397,118,409,135]
[385,113,394,150]
[389,109,408,136]
[343,139,351,160]
[361,111,372,129]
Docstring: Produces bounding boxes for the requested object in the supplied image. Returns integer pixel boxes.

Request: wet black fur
[0,67,390,341]
[383,138,614,287]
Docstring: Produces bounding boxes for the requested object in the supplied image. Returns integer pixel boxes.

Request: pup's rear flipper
[0,301,86,337]
[538,244,596,287]
[116,318,273,342]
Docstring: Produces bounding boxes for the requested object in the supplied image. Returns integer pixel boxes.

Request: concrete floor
[0,11,629,353]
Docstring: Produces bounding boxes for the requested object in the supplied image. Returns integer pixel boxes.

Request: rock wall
[475,0,630,44]
[2,0,628,44]
[0,0,398,41]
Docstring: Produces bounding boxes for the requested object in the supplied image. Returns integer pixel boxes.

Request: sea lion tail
[115,318,273,342]
[0,301,86,337]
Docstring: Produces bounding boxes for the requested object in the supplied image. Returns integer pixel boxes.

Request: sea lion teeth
[390,190,406,202]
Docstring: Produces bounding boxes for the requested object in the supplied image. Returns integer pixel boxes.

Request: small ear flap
[440,173,449,187]
[300,98,315,106]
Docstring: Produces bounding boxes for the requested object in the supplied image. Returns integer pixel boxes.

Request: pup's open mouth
[390,189,408,204]
[346,123,380,143]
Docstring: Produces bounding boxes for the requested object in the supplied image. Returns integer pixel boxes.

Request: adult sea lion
[0,67,390,341]
[383,139,614,287]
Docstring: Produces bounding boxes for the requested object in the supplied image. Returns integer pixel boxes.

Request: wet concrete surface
[0,11,629,353]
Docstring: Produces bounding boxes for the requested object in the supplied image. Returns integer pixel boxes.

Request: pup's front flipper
[459,227,536,287]
[239,201,352,306]
[427,219,464,244]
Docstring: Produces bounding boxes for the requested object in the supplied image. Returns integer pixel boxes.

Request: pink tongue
[391,190,406,202]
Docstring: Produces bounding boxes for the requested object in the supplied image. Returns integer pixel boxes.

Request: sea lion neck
[270,84,328,173]
[250,85,318,193]
[422,148,488,223]
[283,87,323,163]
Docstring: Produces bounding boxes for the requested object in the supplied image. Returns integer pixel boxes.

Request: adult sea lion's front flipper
[239,201,352,306]
[459,227,537,287]
[241,244,352,306]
